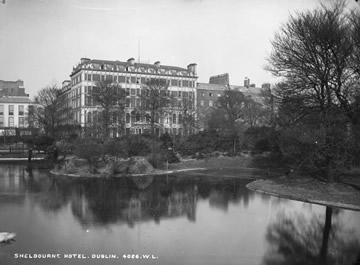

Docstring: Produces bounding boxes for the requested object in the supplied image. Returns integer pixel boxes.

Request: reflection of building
[60,58,198,137]
[0,80,32,133]
[0,164,25,197]
[68,177,198,227]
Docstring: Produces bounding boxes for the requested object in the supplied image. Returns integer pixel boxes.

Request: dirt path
[247,177,360,211]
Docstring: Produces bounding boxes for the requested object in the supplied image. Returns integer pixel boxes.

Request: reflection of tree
[3,167,254,228]
[30,177,73,212]
[197,177,253,210]
[262,207,360,265]
[68,175,253,227]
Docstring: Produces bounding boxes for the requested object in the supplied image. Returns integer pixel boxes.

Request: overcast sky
[0,0,358,97]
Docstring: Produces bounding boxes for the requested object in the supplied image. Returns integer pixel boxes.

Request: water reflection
[0,165,254,228]
[262,206,360,265]
[1,164,359,265]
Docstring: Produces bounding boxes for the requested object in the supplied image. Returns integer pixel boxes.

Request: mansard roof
[0,96,32,104]
[71,58,193,77]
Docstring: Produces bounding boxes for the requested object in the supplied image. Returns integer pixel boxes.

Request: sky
[0,0,358,97]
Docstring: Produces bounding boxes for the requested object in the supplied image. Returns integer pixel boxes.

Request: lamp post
[167,147,172,170]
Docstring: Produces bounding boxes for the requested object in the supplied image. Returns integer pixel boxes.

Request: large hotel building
[59,58,198,137]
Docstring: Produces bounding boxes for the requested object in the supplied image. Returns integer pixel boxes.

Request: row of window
[84,95,194,109]
[199,92,222,98]
[126,127,193,136]
[81,74,196,88]
[200,100,214,107]
[0,105,25,116]
[87,64,188,77]
[87,126,193,138]
[85,111,189,125]
[0,117,25,127]
[84,86,195,98]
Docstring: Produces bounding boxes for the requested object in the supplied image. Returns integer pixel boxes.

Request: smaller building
[196,83,229,130]
[0,80,33,136]
[209,73,229,85]
[196,76,265,130]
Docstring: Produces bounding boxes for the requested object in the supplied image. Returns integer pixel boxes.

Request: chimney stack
[244,77,250,88]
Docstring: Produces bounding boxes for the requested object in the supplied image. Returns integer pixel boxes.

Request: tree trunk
[233,134,237,155]
[319,206,333,265]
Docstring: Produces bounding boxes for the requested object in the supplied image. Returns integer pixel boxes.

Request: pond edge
[246,179,360,212]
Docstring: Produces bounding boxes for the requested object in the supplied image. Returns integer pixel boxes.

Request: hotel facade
[59,58,198,137]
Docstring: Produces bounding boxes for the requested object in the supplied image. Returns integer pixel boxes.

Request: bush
[128,157,154,174]
[254,138,272,152]
[73,140,103,171]
[174,137,197,157]
[123,135,152,157]
[244,126,278,152]
[173,130,219,156]
[33,136,54,152]
[147,152,165,169]
[103,139,127,158]
[167,149,180,163]
[105,160,128,175]
[56,140,75,160]
[159,133,173,149]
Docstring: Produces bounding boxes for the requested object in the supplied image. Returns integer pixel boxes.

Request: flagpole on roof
[138,37,141,64]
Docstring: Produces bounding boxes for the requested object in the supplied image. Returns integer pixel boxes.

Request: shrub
[56,140,75,160]
[103,139,127,158]
[123,135,152,157]
[105,160,128,175]
[244,126,278,152]
[147,152,165,169]
[33,136,54,152]
[73,140,103,171]
[159,133,173,149]
[128,157,154,174]
[174,137,197,157]
[166,149,180,163]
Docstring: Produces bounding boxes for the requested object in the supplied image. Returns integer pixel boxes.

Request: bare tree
[179,96,196,136]
[243,97,264,128]
[136,78,171,138]
[208,87,251,155]
[92,80,126,139]
[267,1,358,123]
[260,86,279,127]
[28,85,62,138]
[266,1,360,181]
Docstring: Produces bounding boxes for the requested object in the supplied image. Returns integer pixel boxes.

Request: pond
[0,163,359,265]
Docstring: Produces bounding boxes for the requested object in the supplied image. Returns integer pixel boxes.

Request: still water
[0,164,359,265]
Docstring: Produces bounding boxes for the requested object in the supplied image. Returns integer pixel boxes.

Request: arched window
[93,111,98,124]
[172,114,177,125]
[87,112,92,124]
[178,114,183,124]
